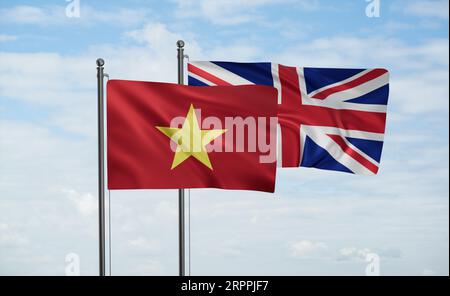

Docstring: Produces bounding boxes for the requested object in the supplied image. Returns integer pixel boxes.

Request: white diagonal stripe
[308,69,374,98]
[301,125,376,175]
[189,61,254,85]
[271,63,282,104]
[188,72,216,86]
[298,67,388,113]
[324,72,389,101]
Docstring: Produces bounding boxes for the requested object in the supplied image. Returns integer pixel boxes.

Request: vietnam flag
[107,80,278,192]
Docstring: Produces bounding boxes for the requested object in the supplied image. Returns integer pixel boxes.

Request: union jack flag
[188,62,389,175]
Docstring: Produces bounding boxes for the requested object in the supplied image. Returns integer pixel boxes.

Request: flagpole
[96,58,106,276]
[177,40,186,277]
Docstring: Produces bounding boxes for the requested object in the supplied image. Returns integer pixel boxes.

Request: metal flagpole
[96,58,106,276]
[177,40,186,277]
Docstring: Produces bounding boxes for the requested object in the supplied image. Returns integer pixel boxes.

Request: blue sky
[0,0,448,275]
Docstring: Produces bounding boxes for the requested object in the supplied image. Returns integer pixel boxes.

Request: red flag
[107,80,278,192]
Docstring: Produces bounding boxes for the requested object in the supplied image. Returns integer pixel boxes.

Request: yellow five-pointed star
[156,104,227,170]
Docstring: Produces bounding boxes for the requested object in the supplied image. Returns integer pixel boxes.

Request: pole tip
[176,40,185,48]
[96,58,105,67]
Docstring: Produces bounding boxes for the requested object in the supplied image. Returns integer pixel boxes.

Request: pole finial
[176,40,185,48]
[96,58,105,67]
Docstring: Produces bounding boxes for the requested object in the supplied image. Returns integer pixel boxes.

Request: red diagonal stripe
[188,63,232,86]
[327,134,379,174]
[312,68,388,100]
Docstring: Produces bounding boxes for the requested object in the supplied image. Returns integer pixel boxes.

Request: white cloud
[337,246,402,261]
[175,0,269,25]
[384,21,412,31]
[399,0,449,20]
[175,0,318,25]
[289,240,327,258]
[63,188,97,217]
[0,5,48,24]
[0,223,29,247]
[81,6,150,26]
[390,70,449,114]
[128,236,161,252]
[132,259,164,275]
[274,36,449,69]
[124,22,193,53]
[0,52,91,104]
[0,22,198,136]
[0,52,96,137]
[217,245,243,258]
[0,4,150,26]
[273,36,449,116]
[0,34,18,42]
[338,247,372,261]
[295,0,321,11]
[0,120,96,195]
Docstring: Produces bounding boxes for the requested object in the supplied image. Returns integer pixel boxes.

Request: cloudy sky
[0,0,448,276]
